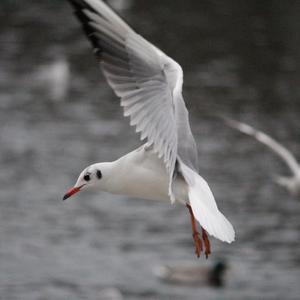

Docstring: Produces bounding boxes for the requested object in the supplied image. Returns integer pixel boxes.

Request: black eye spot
[96,170,102,179]
[83,174,90,182]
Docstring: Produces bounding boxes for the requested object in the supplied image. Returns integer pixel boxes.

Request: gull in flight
[225,118,300,197]
[63,0,235,258]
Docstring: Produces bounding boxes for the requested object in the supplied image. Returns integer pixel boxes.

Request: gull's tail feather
[180,163,235,243]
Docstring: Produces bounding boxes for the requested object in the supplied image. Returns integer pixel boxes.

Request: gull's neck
[94,159,127,195]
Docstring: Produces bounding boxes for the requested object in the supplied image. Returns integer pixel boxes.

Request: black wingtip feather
[75,11,103,55]
[67,0,132,60]
[68,0,103,57]
[68,0,94,11]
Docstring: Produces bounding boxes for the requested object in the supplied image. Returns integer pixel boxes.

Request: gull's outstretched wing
[68,0,198,199]
[225,118,300,176]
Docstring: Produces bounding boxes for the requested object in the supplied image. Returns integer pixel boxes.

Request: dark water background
[0,1,299,299]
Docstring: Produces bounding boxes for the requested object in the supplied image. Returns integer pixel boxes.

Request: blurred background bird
[154,260,228,287]
[31,53,70,102]
[224,118,300,197]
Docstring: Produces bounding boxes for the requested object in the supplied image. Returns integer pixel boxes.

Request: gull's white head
[63,163,110,200]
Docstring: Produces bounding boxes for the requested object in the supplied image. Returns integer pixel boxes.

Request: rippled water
[0,1,300,299]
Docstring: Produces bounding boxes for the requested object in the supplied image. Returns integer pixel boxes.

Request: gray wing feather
[175,95,199,171]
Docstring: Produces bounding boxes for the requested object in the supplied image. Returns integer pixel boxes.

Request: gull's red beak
[63,187,81,201]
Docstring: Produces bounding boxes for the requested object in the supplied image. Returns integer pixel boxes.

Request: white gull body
[64,0,235,244]
[225,118,300,197]
[82,147,188,203]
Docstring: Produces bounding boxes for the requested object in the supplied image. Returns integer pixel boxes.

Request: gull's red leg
[186,204,202,258]
[202,228,211,259]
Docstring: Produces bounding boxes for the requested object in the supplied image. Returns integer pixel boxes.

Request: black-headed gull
[225,118,300,197]
[63,0,235,258]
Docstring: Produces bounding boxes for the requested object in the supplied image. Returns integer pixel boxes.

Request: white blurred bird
[63,0,235,258]
[225,118,300,197]
[34,55,70,101]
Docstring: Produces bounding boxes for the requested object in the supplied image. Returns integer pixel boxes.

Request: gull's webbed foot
[202,228,211,259]
[186,204,211,259]
[192,231,203,258]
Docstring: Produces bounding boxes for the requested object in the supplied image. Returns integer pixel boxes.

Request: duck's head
[209,260,227,287]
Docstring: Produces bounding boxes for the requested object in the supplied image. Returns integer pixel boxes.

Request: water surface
[0,1,299,299]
